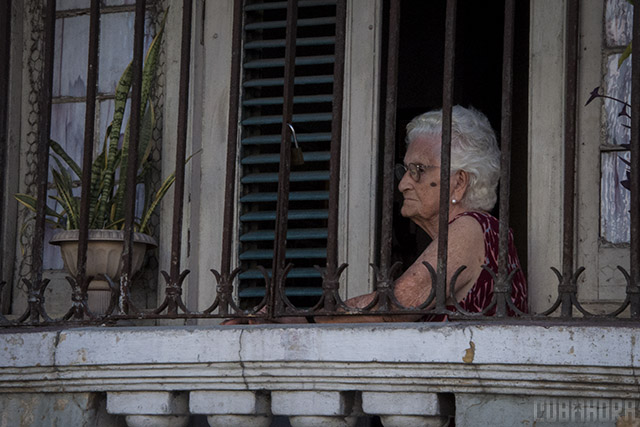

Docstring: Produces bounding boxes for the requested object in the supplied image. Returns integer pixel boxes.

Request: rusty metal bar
[75,0,101,318]
[218,0,244,316]
[167,0,193,314]
[629,1,640,318]
[560,0,579,318]
[0,0,11,304]
[270,0,298,318]
[379,0,400,278]
[120,0,146,313]
[321,0,347,310]
[29,0,56,323]
[495,0,515,317]
[436,0,457,311]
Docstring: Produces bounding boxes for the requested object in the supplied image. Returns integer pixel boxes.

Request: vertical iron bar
[219,0,244,316]
[561,0,579,318]
[437,0,457,311]
[322,0,347,310]
[495,0,515,317]
[167,0,193,314]
[270,0,298,318]
[629,1,640,317]
[0,0,11,305]
[379,0,400,278]
[121,0,146,313]
[30,0,56,323]
[75,0,100,318]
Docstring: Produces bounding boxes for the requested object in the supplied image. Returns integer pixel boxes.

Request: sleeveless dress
[423,211,528,320]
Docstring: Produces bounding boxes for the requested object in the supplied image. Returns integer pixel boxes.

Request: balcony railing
[1,0,640,327]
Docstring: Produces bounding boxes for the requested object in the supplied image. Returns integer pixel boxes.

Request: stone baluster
[361,392,453,427]
[271,391,359,427]
[106,391,190,427]
[190,390,272,427]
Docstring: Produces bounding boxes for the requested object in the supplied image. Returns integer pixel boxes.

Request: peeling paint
[5,337,24,346]
[54,398,68,411]
[463,341,475,363]
[569,346,574,355]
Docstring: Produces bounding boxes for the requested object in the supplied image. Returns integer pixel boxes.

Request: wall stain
[463,341,475,363]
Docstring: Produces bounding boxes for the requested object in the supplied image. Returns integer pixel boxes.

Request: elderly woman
[226,106,527,324]
[322,105,528,322]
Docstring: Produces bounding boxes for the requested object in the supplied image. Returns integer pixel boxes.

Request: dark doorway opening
[383,0,530,272]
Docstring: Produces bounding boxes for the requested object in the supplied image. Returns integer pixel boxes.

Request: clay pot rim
[49,229,157,247]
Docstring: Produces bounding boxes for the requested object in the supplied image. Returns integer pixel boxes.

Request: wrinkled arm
[317,215,485,323]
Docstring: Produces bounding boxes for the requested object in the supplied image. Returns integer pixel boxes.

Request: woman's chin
[400,206,414,219]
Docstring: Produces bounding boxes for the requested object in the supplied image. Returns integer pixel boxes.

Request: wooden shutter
[238,0,338,304]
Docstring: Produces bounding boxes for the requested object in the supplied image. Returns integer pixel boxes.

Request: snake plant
[15,11,175,235]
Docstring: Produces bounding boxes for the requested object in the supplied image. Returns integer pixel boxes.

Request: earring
[451,199,457,204]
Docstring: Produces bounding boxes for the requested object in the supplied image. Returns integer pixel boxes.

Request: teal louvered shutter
[238,0,338,305]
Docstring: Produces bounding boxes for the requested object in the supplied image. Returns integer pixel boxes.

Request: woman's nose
[398,172,411,192]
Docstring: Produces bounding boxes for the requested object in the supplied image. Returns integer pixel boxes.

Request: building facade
[1,0,639,426]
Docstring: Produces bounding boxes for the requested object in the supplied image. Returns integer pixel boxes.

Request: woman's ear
[452,170,469,201]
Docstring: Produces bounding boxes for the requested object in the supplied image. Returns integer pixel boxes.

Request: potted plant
[14,12,174,313]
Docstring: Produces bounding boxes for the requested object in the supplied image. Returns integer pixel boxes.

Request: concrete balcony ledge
[0,323,640,399]
[1,322,639,397]
[1,322,639,426]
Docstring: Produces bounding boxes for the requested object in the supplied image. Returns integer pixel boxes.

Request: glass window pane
[605,0,633,48]
[57,15,90,97]
[57,0,90,11]
[604,53,631,147]
[104,0,137,5]
[50,102,87,179]
[98,12,154,94]
[99,12,135,94]
[53,19,63,97]
[601,151,631,243]
[45,102,86,269]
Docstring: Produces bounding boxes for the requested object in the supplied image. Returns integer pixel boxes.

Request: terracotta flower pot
[50,229,157,314]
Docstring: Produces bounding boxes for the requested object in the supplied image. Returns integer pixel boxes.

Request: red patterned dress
[424,211,528,320]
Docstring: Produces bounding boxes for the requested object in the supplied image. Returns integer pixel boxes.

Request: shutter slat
[245,37,336,49]
[242,112,332,126]
[242,151,330,165]
[243,95,332,107]
[239,248,326,260]
[240,228,328,242]
[240,190,329,203]
[242,132,331,145]
[244,55,335,69]
[243,75,334,88]
[245,0,337,11]
[245,17,336,31]
[240,209,329,222]
[239,287,323,298]
[241,171,330,184]
[238,268,322,282]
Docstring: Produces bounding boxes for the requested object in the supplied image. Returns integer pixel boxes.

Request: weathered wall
[0,392,124,427]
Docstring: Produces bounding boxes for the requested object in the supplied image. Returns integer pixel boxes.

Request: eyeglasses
[394,163,438,182]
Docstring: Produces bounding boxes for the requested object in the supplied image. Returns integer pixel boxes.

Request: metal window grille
[2,0,640,326]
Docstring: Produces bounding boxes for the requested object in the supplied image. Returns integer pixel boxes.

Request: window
[237,0,339,306]
[43,2,155,270]
[574,0,633,312]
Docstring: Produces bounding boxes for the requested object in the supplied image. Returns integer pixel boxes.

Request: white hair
[405,105,501,211]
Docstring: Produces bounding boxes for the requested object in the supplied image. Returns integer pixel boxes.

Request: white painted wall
[528,0,567,313]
